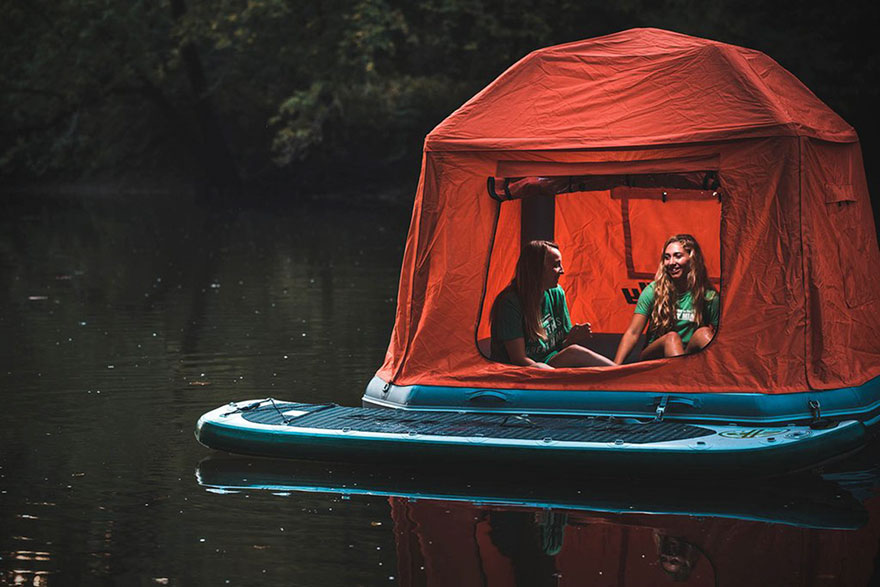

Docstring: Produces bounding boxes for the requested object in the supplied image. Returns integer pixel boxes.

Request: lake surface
[2,191,879,586]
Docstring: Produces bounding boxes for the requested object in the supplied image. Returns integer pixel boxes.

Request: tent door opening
[478,172,723,365]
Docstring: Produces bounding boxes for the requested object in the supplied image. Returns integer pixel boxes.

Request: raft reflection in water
[392,498,880,586]
[196,454,880,585]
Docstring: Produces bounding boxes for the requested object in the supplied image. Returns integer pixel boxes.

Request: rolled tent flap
[500,176,720,202]
[496,154,721,178]
[491,155,721,201]
[378,29,880,395]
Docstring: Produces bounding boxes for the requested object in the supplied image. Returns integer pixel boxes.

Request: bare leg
[685,326,715,354]
[548,344,615,367]
[640,332,684,360]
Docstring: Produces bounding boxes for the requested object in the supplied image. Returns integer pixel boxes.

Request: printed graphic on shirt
[524,314,565,360]
[676,308,695,322]
[543,314,565,349]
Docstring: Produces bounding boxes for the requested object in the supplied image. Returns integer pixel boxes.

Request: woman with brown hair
[613,234,719,363]
[490,240,613,369]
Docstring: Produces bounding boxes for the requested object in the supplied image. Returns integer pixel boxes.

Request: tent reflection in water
[390,496,880,586]
[366,28,880,425]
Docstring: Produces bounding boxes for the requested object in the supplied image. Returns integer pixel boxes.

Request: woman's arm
[503,337,553,369]
[556,287,591,348]
[613,313,649,365]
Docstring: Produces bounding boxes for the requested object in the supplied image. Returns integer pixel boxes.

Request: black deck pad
[239,401,715,444]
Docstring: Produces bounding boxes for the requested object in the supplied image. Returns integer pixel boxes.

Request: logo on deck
[718,428,790,439]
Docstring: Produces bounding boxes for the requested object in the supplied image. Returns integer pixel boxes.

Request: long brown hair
[647,234,716,340]
[492,240,559,342]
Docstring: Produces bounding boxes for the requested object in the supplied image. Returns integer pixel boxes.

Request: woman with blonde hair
[490,240,613,369]
[613,234,719,363]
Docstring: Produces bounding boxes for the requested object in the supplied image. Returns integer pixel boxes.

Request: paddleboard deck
[195,399,867,477]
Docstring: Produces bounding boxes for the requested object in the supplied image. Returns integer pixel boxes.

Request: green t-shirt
[491,286,572,363]
[635,282,720,345]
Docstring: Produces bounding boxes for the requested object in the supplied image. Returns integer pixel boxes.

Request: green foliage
[1,0,876,195]
[0,0,189,178]
[270,82,338,166]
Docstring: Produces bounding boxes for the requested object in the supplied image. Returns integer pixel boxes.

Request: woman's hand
[565,322,593,346]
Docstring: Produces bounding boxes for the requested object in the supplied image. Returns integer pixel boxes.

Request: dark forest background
[2,0,878,209]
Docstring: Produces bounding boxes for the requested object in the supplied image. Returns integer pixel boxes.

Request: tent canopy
[378,28,880,394]
[428,27,856,151]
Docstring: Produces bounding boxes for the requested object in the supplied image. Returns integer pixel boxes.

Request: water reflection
[1,192,407,584]
[195,455,870,530]
[196,449,880,585]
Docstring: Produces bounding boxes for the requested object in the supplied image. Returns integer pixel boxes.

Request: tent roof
[427,28,857,152]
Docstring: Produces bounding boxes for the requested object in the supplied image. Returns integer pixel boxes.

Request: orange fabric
[476,199,520,342]
[427,28,855,152]
[801,139,880,389]
[556,191,630,333]
[378,29,880,394]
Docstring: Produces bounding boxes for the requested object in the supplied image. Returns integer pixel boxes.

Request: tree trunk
[169,0,242,200]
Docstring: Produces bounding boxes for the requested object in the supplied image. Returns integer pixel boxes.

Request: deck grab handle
[467,390,510,405]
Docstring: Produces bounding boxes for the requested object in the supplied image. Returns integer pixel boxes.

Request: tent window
[615,188,722,283]
[824,183,855,204]
[478,175,722,364]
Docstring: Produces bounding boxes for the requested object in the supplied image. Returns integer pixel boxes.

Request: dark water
[2,192,879,586]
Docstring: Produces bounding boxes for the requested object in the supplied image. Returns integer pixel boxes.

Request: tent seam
[798,136,813,391]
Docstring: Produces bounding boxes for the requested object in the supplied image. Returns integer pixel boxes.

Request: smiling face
[542,246,564,290]
[663,241,692,282]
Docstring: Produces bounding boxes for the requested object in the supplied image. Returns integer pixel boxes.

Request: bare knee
[550,345,585,366]
[686,326,715,353]
[550,345,613,367]
[662,332,684,357]
[639,332,684,361]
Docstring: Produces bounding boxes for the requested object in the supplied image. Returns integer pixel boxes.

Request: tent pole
[521,193,556,244]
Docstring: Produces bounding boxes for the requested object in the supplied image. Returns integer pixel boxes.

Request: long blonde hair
[647,234,715,340]
[492,240,559,342]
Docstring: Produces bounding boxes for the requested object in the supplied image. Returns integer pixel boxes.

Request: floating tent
[372,29,879,412]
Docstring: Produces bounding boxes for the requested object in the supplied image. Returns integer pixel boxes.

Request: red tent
[376,28,879,396]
